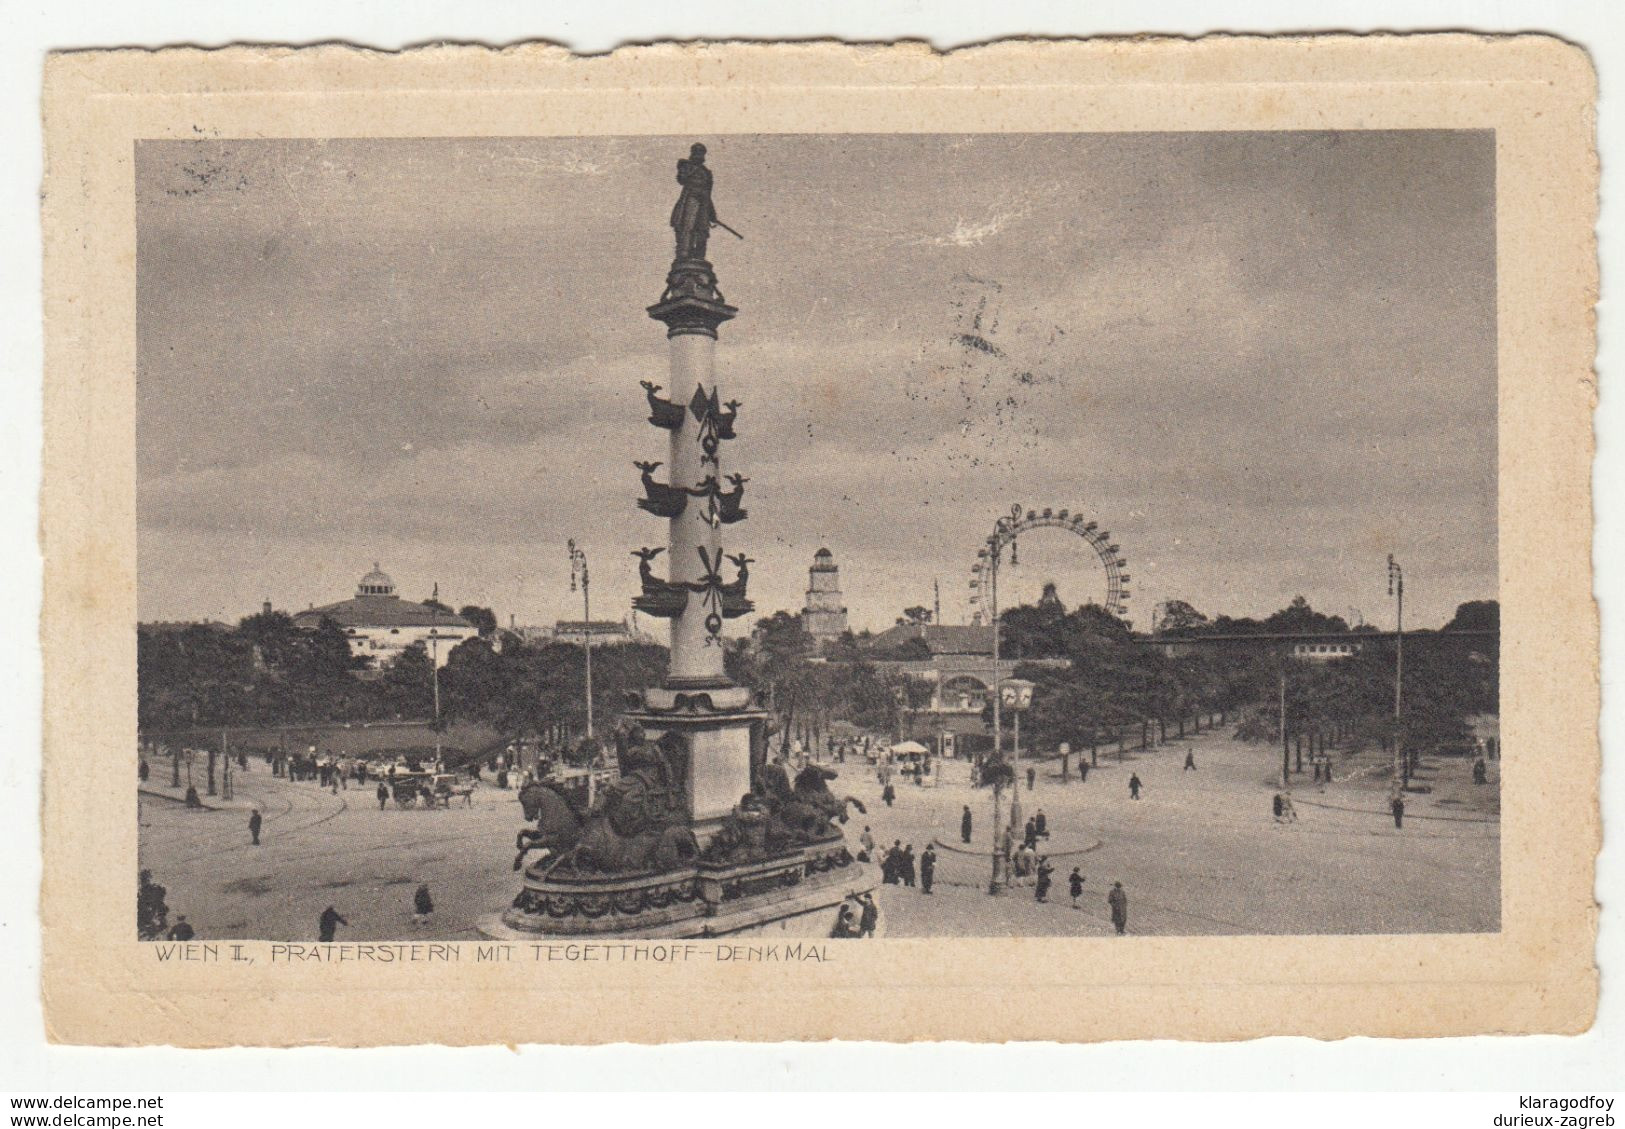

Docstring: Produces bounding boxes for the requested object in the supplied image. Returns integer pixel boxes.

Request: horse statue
[513,779,587,873]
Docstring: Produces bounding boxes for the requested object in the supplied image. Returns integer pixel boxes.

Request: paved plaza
[140,728,1499,941]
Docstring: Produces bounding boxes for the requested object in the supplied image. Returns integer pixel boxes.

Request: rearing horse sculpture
[514,779,587,873]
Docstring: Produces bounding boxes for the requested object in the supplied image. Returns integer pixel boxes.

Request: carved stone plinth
[486,841,868,939]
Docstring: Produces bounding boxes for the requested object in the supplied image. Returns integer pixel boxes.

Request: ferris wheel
[968,504,1131,622]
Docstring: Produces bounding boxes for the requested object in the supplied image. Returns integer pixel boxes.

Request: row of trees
[1003,595,1498,760]
[140,589,1498,768]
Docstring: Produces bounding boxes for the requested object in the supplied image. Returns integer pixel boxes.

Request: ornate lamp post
[569,539,593,740]
[1001,676,1035,837]
[428,628,444,764]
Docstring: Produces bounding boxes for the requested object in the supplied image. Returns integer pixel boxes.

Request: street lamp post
[429,630,443,765]
[569,539,593,741]
[974,505,1025,895]
[1002,678,1036,840]
[1388,554,1406,787]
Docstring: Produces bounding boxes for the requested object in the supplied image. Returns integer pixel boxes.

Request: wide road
[138,728,1498,941]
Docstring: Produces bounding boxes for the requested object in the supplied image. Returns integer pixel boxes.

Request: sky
[135,131,1496,634]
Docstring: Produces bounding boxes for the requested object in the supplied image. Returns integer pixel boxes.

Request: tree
[1156,599,1209,636]
[1265,596,1349,635]
[377,643,435,719]
[896,606,934,627]
[458,605,499,637]
[1444,600,1499,633]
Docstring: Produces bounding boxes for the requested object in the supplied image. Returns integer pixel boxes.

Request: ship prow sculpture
[492,144,871,939]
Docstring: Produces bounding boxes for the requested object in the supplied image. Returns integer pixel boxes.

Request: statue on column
[671,143,718,262]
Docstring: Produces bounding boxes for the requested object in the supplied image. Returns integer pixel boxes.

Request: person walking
[960,804,973,845]
[858,825,875,863]
[248,809,262,846]
[1068,867,1084,907]
[1023,816,1038,850]
[1107,881,1128,935]
[1391,793,1405,830]
[857,892,879,938]
[1183,750,1196,771]
[1128,774,1142,800]
[1026,765,1036,792]
[882,782,896,808]
[1272,793,1285,823]
[900,844,917,888]
[412,884,434,926]
[318,906,348,942]
[1034,809,1048,840]
[377,781,389,810]
[1034,856,1054,903]
[1079,760,1090,783]
[920,845,936,894]
[165,915,195,941]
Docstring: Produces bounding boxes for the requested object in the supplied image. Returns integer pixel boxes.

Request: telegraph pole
[569,540,594,740]
[988,530,1005,893]
[1388,554,1405,787]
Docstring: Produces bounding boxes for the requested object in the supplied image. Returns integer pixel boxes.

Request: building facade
[802,547,849,646]
[292,565,474,670]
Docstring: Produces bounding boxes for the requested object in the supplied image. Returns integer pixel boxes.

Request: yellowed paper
[42,37,1597,1045]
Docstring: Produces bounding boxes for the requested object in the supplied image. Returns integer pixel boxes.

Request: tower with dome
[803,548,849,646]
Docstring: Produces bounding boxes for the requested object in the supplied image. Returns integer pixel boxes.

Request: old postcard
[40,37,1597,1045]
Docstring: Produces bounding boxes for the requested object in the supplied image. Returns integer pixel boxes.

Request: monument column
[663,329,728,687]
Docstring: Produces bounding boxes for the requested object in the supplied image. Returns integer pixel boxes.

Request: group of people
[868,835,936,895]
[137,869,195,940]
[829,891,879,938]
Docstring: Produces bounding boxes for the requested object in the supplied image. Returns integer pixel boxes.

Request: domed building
[292,564,474,670]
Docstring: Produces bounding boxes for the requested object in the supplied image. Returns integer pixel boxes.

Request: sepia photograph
[133,129,1501,945]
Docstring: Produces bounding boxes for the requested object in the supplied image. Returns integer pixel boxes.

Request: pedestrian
[1280,791,1297,823]
[166,915,194,941]
[901,844,916,888]
[857,892,879,938]
[377,781,389,810]
[882,782,896,808]
[1069,866,1084,907]
[1034,808,1048,839]
[1272,793,1284,823]
[185,785,202,808]
[1473,757,1487,785]
[248,808,262,846]
[1183,750,1196,771]
[138,758,149,783]
[318,905,348,942]
[1026,765,1036,791]
[920,845,936,894]
[413,883,434,926]
[1079,760,1090,783]
[137,870,169,939]
[1108,881,1128,934]
[1023,816,1038,850]
[1391,793,1405,830]
[1129,773,1142,800]
[858,825,875,863]
[1035,856,1054,903]
[881,843,899,885]
[960,804,973,844]
[830,903,857,938]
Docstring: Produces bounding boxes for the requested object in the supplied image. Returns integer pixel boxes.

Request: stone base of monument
[480,840,873,940]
